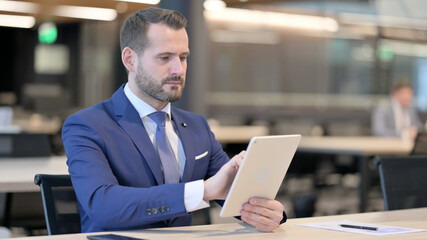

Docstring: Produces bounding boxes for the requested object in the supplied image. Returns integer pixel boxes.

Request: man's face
[134,23,189,103]
[393,86,414,108]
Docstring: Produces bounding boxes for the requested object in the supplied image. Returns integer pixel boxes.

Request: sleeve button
[145,209,152,215]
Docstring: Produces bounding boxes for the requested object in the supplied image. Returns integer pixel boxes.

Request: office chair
[410,132,427,155]
[34,174,81,235]
[374,156,427,210]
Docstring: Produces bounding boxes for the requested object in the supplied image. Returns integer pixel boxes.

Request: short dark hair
[120,7,187,54]
[391,79,412,93]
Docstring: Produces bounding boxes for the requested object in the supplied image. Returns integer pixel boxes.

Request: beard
[135,65,185,103]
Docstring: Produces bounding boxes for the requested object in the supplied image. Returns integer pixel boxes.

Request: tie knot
[149,111,167,127]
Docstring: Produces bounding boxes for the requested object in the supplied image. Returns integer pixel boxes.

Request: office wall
[1,2,426,133]
[204,9,427,129]
[0,24,80,114]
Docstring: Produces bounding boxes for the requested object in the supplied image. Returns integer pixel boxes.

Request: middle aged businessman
[62,7,287,233]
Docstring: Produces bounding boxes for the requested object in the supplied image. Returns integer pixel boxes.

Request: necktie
[149,111,180,184]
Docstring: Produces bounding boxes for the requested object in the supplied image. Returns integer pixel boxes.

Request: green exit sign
[38,22,57,44]
[377,45,394,62]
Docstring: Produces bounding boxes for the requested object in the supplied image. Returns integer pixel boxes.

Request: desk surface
[299,136,413,156]
[0,156,68,192]
[10,208,427,240]
[210,125,269,144]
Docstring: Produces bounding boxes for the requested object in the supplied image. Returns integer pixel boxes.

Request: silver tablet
[220,134,301,217]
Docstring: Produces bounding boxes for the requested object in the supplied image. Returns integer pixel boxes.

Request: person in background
[62,7,286,233]
[372,80,423,140]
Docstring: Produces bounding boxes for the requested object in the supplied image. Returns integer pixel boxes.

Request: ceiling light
[204,0,226,11]
[211,30,280,44]
[205,8,338,32]
[116,0,160,4]
[381,39,427,58]
[340,13,427,31]
[116,2,129,14]
[0,14,35,28]
[0,1,40,14]
[52,5,117,21]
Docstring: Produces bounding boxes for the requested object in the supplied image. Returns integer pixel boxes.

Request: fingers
[203,150,246,201]
[240,198,284,232]
[238,150,246,159]
[234,150,246,166]
[241,213,279,232]
[228,150,245,172]
[248,198,284,213]
[241,201,283,224]
[240,208,280,232]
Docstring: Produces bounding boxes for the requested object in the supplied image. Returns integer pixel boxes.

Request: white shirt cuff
[184,180,210,212]
[401,129,410,140]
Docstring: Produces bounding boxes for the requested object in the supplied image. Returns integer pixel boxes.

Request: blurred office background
[1,0,427,236]
[1,0,427,134]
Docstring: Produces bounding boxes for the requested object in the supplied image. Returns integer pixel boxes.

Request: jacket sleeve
[410,107,423,132]
[372,103,399,138]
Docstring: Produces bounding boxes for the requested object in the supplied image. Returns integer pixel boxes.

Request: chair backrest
[411,132,427,155]
[34,174,81,235]
[374,155,427,211]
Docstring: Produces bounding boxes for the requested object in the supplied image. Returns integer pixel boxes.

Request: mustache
[162,76,184,84]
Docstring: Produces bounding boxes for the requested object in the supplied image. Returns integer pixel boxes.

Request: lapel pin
[182,122,187,127]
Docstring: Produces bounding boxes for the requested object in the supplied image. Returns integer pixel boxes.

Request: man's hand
[408,126,418,140]
[402,126,418,140]
[240,198,285,232]
[203,152,285,232]
[203,151,245,201]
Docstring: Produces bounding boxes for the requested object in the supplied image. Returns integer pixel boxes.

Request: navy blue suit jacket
[62,85,230,232]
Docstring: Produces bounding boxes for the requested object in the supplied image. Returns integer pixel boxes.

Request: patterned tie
[149,111,180,184]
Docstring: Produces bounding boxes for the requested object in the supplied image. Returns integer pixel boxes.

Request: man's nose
[170,57,185,76]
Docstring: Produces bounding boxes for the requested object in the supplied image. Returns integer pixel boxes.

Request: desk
[299,136,413,156]
[210,125,269,144]
[0,156,68,231]
[298,136,413,212]
[10,208,427,240]
[0,156,68,193]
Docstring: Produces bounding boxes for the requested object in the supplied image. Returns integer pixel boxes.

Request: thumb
[228,150,245,172]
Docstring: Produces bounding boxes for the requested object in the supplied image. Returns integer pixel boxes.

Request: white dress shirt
[124,84,209,212]
[391,98,411,139]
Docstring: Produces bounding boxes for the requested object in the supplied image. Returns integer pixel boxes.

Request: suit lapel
[171,109,196,182]
[112,87,164,185]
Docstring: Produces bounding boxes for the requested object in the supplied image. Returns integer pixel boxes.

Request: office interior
[0,0,427,237]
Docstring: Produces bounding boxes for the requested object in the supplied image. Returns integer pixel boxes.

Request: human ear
[121,47,138,73]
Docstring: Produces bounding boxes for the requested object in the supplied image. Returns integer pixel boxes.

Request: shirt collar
[124,83,171,120]
[391,97,405,111]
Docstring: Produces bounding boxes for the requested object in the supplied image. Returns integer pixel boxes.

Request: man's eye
[160,56,169,61]
[180,56,187,61]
